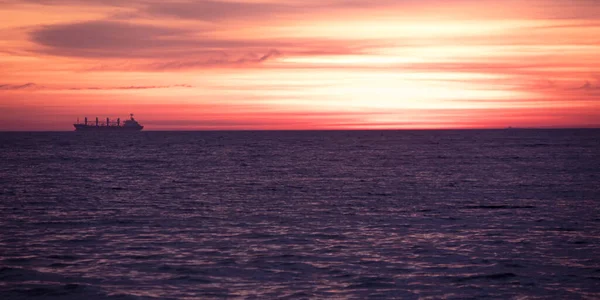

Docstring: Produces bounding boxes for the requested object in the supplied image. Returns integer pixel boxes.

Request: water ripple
[1,130,600,298]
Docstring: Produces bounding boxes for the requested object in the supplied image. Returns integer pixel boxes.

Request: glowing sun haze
[1,0,599,130]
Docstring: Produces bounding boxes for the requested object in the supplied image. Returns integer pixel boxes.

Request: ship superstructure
[74,114,144,131]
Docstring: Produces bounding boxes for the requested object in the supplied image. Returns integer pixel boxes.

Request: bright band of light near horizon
[1,0,599,130]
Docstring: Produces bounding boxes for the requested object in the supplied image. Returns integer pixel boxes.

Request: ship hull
[74,124,143,131]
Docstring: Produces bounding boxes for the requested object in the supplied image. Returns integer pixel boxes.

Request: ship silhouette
[74,113,144,131]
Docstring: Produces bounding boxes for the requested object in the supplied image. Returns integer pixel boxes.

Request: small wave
[0,267,25,280]
[309,233,346,240]
[366,192,393,197]
[2,257,36,264]
[503,262,525,268]
[280,291,312,299]
[127,254,166,260]
[571,240,588,245]
[552,227,577,232]
[47,254,78,260]
[0,267,58,282]
[158,264,209,275]
[274,253,304,259]
[587,276,600,281]
[49,262,71,268]
[463,205,535,209]
[172,266,207,275]
[0,283,124,300]
[345,276,395,289]
[169,275,212,284]
[523,143,551,148]
[456,272,517,282]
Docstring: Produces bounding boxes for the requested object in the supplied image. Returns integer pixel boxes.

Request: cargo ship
[74,114,144,131]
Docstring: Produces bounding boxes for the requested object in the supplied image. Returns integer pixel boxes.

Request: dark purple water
[1,130,599,299]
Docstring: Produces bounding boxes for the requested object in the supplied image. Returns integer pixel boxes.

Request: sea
[0,129,599,299]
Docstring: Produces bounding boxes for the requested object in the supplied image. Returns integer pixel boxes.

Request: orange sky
[1,0,599,130]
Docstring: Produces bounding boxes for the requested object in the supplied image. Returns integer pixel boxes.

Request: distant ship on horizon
[74,113,144,131]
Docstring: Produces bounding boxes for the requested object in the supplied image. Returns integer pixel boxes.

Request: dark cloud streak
[0,83,193,91]
[69,84,194,90]
[29,20,367,69]
[146,1,293,21]
[143,49,282,70]
[0,83,42,90]
[30,21,293,59]
[32,21,205,58]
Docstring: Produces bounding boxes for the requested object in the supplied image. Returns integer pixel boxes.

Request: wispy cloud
[0,83,43,90]
[31,21,214,58]
[142,49,282,70]
[572,80,600,90]
[145,1,295,21]
[69,84,194,90]
[28,20,365,64]
[1,83,193,91]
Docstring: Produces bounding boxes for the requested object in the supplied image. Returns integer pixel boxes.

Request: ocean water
[1,129,599,299]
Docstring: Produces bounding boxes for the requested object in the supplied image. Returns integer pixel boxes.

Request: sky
[1,0,599,130]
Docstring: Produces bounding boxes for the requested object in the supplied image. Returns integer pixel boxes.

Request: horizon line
[2,127,600,133]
